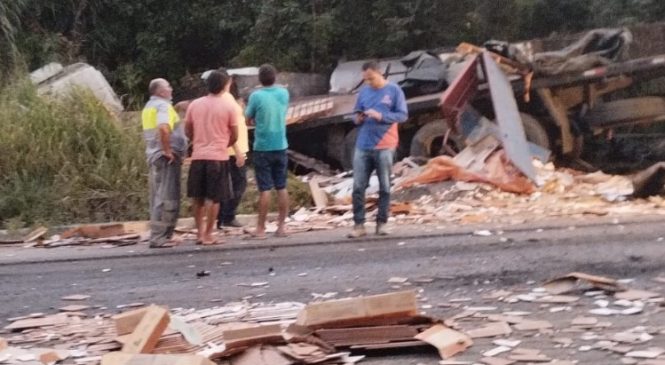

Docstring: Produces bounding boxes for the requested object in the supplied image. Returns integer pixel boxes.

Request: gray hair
[148,78,168,95]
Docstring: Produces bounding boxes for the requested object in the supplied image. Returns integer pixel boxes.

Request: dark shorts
[253,150,288,192]
[187,160,232,202]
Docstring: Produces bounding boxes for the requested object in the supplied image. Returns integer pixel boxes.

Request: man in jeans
[348,61,408,238]
[245,64,290,239]
[217,74,249,228]
[185,70,238,245]
[142,78,187,248]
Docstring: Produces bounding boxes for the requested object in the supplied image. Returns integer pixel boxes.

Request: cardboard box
[415,324,473,359]
[113,307,149,335]
[101,352,215,365]
[295,291,418,328]
[122,305,170,354]
[223,324,283,349]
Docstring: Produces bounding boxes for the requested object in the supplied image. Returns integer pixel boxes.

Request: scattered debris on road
[1,272,663,364]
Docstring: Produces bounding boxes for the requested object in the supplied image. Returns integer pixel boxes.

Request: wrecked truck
[285,26,665,171]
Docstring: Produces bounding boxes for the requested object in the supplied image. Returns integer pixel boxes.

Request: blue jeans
[352,148,395,225]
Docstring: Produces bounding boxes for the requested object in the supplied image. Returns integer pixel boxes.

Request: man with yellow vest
[142,78,187,248]
[217,74,249,228]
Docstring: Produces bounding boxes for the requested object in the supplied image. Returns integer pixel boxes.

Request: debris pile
[1,272,664,364]
[295,155,665,228]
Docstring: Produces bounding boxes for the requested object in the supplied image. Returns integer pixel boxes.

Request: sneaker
[347,224,367,238]
[376,223,389,236]
[218,219,245,229]
[224,219,245,228]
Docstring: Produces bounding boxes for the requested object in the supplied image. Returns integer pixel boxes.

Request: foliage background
[4,0,665,103]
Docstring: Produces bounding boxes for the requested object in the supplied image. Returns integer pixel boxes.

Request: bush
[0,80,149,228]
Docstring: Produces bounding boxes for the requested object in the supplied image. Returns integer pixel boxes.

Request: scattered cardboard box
[295,291,417,328]
[23,227,48,243]
[513,320,553,331]
[223,324,284,350]
[62,223,126,239]
[61,294,91,301]
[59,305,90,312]
[615,289,661,301]
[466,322,512,338]
[481,357,515,365]
[101,352,215,365]
[122,305,170,354]
[414,324,473,360]
[113,307,149,335]
[309,180,329,209]
[543,272,621,294]
[4,314,68,331]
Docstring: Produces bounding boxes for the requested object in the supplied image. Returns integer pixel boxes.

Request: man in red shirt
[185,70,238,245]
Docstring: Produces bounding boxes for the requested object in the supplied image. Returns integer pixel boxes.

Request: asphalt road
[1,220,665,364]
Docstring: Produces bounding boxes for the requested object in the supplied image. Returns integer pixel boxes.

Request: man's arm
[159,124,174,161]
[353,89,366,125]
[156,103,175,162]
[245,94,256,126]
[370,87,408,124]
[228,109,238,147]
[229,125,239,148]
[184,104,194,140]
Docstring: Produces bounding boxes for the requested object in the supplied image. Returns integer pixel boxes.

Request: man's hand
[236,153,246,168]
[355,112,366,124]
[365,109,382,121]
[163,150,175,164]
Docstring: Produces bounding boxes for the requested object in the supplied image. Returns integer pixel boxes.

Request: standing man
[142,78,187,248]
[245,64,290,239]
[185,70,238,245]
[218,74,249,229]
[348,61,408,238]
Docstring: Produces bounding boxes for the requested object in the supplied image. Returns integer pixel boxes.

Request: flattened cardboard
[309,180,329,209]
[615,289,661,301]
[231,346,292,365]
[543,272,621,295]
[113,307,149,336]
[414,324,473,359]
[4,314,68,331]
[295,291,417,328]
[122,305,170,354]
[101,352,215,365]
[223,324,284,349]
[467,322,512,338]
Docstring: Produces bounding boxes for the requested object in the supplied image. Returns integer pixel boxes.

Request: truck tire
[409,120,464,159]
[342,129,358,171]
[409,114,551,159]
[584,97,665,128]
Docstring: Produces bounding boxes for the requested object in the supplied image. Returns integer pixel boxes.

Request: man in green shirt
[245,64,290,239]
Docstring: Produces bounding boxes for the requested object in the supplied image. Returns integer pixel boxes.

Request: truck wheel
[342,129,358,171]
[583,97,665,128]
[409,114,551,159]
[409,120,464,159]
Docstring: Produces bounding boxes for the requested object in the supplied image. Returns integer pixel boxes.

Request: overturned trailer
[285,24,665,171]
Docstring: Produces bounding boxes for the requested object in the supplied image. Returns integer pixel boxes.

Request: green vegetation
[0,81,149,228]
[4,0,665,100]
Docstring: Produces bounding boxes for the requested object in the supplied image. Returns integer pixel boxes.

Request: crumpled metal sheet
[482,52,537,181]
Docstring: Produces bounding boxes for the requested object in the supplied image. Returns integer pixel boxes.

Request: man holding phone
[349,61,408,238]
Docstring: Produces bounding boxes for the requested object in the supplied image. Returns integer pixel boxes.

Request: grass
[0,78,312,228]
[0,79,149,228]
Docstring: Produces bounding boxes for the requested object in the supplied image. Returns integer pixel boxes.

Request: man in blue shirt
[349,61,408,238]
[245,64,290,239]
